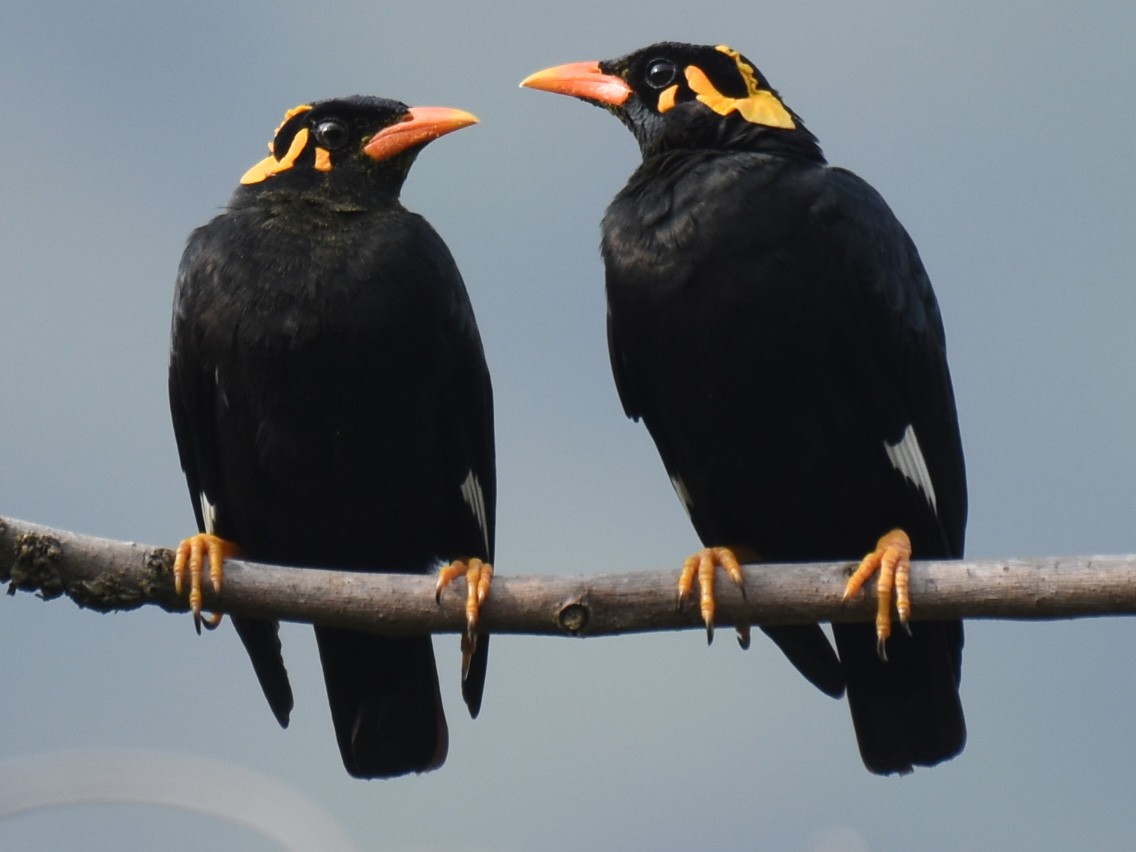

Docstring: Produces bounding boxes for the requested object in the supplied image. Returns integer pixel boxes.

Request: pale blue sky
[2,2,1135,849]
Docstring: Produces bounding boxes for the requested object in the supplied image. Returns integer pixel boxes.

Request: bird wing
[436,254,496,718]
[812,168,967,771]
[816,167,967,558]
[169,236,224,537]
[168,230,294,727]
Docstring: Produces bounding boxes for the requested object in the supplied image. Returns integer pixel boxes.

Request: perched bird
[523,43,966,774]
[168,96,495,778]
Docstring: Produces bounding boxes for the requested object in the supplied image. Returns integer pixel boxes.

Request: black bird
[523,43,966,774]
[169,96,494,778]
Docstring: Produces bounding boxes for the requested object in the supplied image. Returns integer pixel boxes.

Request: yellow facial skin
[681,46,795,129]
[239,104,333,186]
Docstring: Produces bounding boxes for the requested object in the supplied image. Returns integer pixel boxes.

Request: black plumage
[523,43,966,774]
[169,96,493,778]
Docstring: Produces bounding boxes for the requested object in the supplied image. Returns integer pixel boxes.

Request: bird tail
[833,620,966,775]
[314,627,448,778]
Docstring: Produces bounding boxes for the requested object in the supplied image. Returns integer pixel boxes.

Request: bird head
[522,42,821,161]
[237,96,478,201]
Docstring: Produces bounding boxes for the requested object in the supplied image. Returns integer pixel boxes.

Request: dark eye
[313,119,349,149]
[645,59,677,89]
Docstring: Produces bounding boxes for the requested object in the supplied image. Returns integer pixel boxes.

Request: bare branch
[3,514,1135,637]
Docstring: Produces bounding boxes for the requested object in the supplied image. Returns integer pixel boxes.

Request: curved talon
[842,529,912,659]
[736,624,752,650]
[173,533,235,633]
[199,612,223,631]
[436,558,494,678]
[677,546,745,645]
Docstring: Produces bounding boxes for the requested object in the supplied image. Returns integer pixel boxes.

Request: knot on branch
[557,601,590,635]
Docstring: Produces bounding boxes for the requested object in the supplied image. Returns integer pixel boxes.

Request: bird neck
[641,111,826,165]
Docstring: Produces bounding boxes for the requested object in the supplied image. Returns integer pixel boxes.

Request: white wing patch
[884,424,938,514]
[199,491,218,535]
[670,475,693,518]
[214,367,229,408]
[460,469,490,554]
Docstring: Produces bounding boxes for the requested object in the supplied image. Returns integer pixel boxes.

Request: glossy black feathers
[592,43,966,774]
[169,96,493,778]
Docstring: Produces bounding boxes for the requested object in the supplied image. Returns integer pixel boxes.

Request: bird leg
[173,533,238,633]
[677,546,748,646]
[842,528,912,660]
[436,558,493,679]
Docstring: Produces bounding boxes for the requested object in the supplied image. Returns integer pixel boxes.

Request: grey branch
[3,514,1135,637]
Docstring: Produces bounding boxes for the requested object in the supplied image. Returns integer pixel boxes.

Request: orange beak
[520,61,632,106]
[363,106,479,161]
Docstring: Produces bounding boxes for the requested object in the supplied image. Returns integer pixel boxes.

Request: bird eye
[313,119,349,150]
[645,60,677,89]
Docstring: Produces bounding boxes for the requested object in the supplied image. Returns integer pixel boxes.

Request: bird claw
[677,547,746,646]
[436,558,493,677]
[842,528,912,659]
[173,533,235,632]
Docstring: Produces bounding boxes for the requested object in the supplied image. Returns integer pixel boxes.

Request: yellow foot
[436,558,493,679]
[677,547,747,645]
[173,533,237,633]
[842,528,913,660]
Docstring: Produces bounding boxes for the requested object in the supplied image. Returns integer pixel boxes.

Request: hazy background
[2,1,1135,849]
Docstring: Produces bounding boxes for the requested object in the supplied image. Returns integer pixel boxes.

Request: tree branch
[3,514,1135,637]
